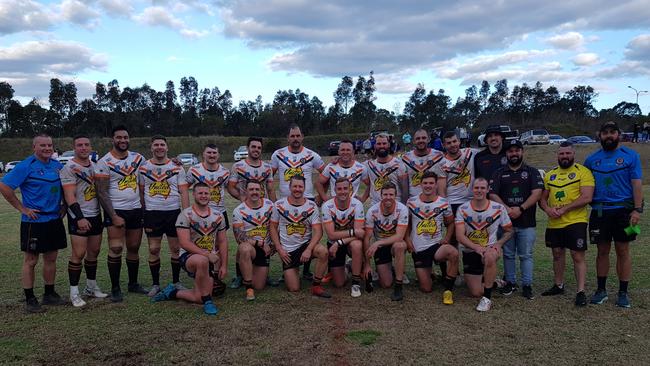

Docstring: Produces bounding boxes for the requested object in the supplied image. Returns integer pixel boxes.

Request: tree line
[0,72,647,139]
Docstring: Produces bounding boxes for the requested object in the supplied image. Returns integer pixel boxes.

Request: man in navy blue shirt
[584,121,643,308]
[0,134,67,313]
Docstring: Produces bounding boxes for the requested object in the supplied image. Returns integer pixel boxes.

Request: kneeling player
[270,176,330,298]
[455,178,513,311]
[322,178,365,297]
[232,180,274,301]
[406,171,458,304]
[363,182,409,301]
[151,183,227,315]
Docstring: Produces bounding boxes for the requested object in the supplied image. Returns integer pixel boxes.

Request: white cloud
[436,50,554,79]
[60,0,101,29]
[0,0,53,35]
[134,5,211,38]
[572,53,600,66]
[98,0,133,17]
[545,32,585,50]
[625,34,650,61]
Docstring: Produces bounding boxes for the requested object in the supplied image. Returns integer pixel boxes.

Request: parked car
[5,161,20,173]
[566,136,597,144]
[0,161,4,172]
[621,132,634,142]
[477,125,519,147]
[328,140,341,156]
[520,129,550,145]
[177,153,199,166]
[548,135,567,145]
[56,150,75,165]
[233,146,248,161]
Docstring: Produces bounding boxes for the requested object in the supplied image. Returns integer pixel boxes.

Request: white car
[548,135,567,145]
[177,153,199,166]
[56,150,75,165]
[233,146,248,161]
[520,129,550,145]
[5,161,20,172]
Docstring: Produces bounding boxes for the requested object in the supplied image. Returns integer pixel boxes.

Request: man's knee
[393,241,406,253]
[237,243,254,258]
[24,253,39,267]
[349,240,362,253]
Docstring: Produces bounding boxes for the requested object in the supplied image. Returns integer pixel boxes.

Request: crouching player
[151,183,228,315]
[232,180,274,301]
[455,178,513,312]
[406,171,459,304]
[321,178,365,297]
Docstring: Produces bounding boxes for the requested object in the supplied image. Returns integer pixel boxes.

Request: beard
[114,141,129,152]
[600,137,619,151]
[558,158,574,169]
[376,149,389,158]
[508,156,521,166]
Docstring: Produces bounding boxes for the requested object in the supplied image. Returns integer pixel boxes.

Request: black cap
[600,121,620,133]
[484,125,505,138]
[506,139,523,150]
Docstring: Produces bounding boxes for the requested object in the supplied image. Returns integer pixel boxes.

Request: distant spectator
[632,123,640,143]
[402,132,412,148]
[643,122,650,142]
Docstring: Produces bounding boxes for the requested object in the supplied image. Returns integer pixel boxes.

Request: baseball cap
[600,121,620,133]
[506,139,523,150]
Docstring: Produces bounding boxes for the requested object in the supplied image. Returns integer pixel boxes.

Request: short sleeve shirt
[59,159,100,217]
[138,159,187,211]
[489,164,544,228]
[229,160,274,199]
[186,163,230,213]
[270,198,321,252]
[320,161,368,198]
[366,157,408,205]
[232,199,274,246]
[364,201,409,241]
[271,146,325,199]
[543,163,595,229]
[474,148,507,180]
[455,200,512,252]
[321,197,365,235]
[95,151,144,210]
[584,146,642,209]
[175,206,226,256]
[439,148,478,205]
[401,149,445,198]
[407,195,452,252]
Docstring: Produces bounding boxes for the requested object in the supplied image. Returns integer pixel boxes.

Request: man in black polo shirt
[489,140,543,299]
[475,125,507,180]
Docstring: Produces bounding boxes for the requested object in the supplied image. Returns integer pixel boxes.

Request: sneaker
[246,288,256,301]
[590,289,608,305]
[476,296,492,312]
[365,277,374,293]
[350,284,362,298]
[402,274,410,285]
[391,286,403,301]
[151,284,176,302]
[443,290,454,305]
[499,282,516,296]
[311,285,331,298]
[110,288,123,303]
[42,292,66,306]
[147,285,161,297]
[71,294,86,308]
[541,284,565,296]
[494,278,507,289]
[203,300,219,316]
[302,272,314,281]
[84,285,108,298]
[522,285,534,300]
[229,276,242,289]
[128,283,148,294]
[25,297,44,313]
[615,291,631,308]
[266,277,280,287]
[575,291,587,307]
[174,282,188,291]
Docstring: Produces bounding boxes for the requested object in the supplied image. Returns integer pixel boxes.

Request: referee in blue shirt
[0,134,68,313]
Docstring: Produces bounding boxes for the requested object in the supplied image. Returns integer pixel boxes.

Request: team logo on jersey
[468,228,489,247]
[149,181,171,197]
[486,217,494,224]
[195,235,215,250]
[283,167,304,182]
[83,185,96,201]
[576,238,584,248]
[521,171,528,179]
[373,175,389,191]
[501,157,508,165]
[118,174,137,191]
[594,160,601,167]
[616,158,624,166]
[286,222,307,236]
[411,171,424,186]
[555,190,566,201]
[210,187,222,203]
[568,172,576,179]
[248,226,268,239]
[416,219,438,235]
[449,168,471,187]
[549,174,557,181]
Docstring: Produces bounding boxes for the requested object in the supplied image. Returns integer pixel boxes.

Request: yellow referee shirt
[544,163,595,229]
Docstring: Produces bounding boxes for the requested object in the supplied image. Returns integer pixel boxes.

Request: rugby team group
[0,121,642,315]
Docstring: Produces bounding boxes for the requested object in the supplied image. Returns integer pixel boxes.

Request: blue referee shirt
[584,146,641,209]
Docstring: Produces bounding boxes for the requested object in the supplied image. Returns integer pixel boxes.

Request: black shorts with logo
[412,244,443,268]
[589,208,637,244]
[104,209,143,230]
[327,241,350,268]
[144,209,181,238]
[374,245,393,266]
[283,243,310,271]
[462,251,484,276]
[179,252,215,278]
[545,223,588,251]
[252,244,271,267]
[20,218,67,253]
[67,215,103,236]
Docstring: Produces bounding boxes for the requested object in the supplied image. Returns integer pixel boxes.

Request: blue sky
[1,0,649,115]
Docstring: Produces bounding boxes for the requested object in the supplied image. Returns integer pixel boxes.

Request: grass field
[1,143,649,365]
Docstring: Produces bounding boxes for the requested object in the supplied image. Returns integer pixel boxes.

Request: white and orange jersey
[439,148,478,205]
[321,197,365,233]
[175,206,226,255]
[232,199,274,246]
[229,160,274,199]
[271,146,325,199]
[407,195,452,252]
[365,201,409,241]
[401,149,445,198]
[186,163,230,213]
[366,157,407,205]
[59,159,100,217]
[138,159,187,211]
[455,200,512,252]
[320,161,368,198]
[271,198,321,252]
[95,151,144,210]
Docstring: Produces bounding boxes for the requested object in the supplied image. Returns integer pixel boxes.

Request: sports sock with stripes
[149,259,161,286]
[444,276,455,291]
[68,261,83,286]
[126,258,140,285]
[107,255,122,290]
[484,285,493,299]
[84,259,98,281]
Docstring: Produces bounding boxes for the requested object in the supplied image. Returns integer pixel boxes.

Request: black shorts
[67,215,103,236]
[20,219,67,253]
[462,251,484,276]
[252,245,270,267]
[144,209,181,238]
[282,243,309,271]
[179,252,215,278]
[412,244,443,268]
[545,223,588,251]
[104,209,143,230]
[327,241,350,268]
[374,245,393,266]
[589,208,637,244]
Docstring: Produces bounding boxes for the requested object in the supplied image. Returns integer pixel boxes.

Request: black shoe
[391,287,403,301]
[302,272,314,281]
[541,284,565,296]
[25,297,44,313]
[522,285,534,300]
[42,292,66,306]
[365,274,374,293]
[128,283,148,294]
[575,291,587,307]
[499,282,516,296]
[110,288,123,303]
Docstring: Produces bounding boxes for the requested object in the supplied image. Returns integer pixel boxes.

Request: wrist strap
[68,203,85,221]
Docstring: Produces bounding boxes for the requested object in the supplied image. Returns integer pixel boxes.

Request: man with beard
[489,140,543,299]
[95,126,147,302]
[539,142,594,307]
[366,134,408,206]
[317,139,370,203]
[585,121,643,308]
[475,125,507,180]
[438,131,478,214]
[401,129,445,199]
[228,137,275,202]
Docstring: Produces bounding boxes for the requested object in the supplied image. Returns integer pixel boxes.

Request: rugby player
[232,180,275,300]
[269,176,330,297]
[60,135,108,307]
[151,183,227,316]
[321,178,365,297]
[95,125,147,302]
[0,134,67,312]
[363,182,409,301]
[401,129,445,199]
[228,137,275,202]
[406,171,459,304]
[539,142,594,307]
[366,134,408,206]
[316,139,370,203]
[585,121,643,308]
[455,178,513,312]
[139,135,189,296]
